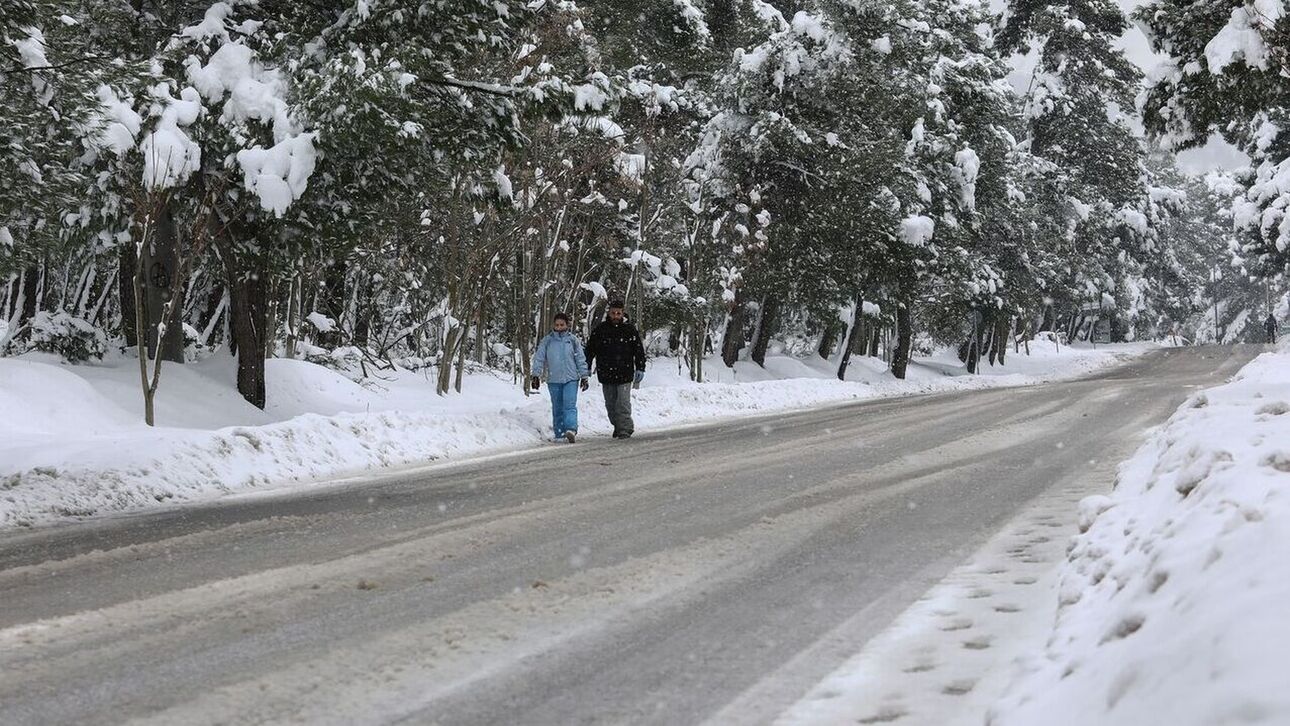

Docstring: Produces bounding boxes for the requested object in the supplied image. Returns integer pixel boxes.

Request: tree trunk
[690,321,705,382]
[892,302,913,379]
[750,294,780,367]
[836,296,864,381]
[963,312,984,374]
[11,265,40,331]
[474,297,488,365]
[142,204,185,363]
[227,271,268,408]
[986,313,1000,366]
[437,323,463,395]
[721,296,749,368]
[816,317,841,359]
[217,225,269,409]
[994,316,1010,365]
[1039,304,1056,332]
[118,244,138,347]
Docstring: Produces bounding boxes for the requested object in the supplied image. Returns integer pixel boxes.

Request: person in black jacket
[586,300,647,438]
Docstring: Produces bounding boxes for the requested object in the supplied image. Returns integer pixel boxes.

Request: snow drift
[1,344,1144,529]
[990,346,1290,725]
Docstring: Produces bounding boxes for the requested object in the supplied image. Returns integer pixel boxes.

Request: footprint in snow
[858,706,907,724]
[942,680,976,696]
[940,618,973,631]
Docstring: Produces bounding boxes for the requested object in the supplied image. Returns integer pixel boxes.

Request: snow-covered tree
[1138,0,1290,275]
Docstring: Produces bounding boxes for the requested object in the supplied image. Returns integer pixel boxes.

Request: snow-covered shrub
[27,311,107,362]
[305,344,363,372]
[394,356,432,372]
[1034,330,1067,346]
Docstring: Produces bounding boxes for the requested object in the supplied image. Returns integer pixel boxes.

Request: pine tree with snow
[1137,0,1290,275]
[1000,0,1151,340]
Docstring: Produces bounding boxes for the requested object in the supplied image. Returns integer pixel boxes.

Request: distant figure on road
[1266,313,1278,344]
[586,300,647,439]
[530,312,589,443]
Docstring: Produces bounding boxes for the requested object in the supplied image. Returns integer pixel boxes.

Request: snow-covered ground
[986,345,1290,725]
[783,343,1289,726]
[0,342,1146,530]
[778,476,1102,726]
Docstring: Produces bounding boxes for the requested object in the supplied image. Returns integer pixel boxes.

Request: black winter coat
[586,321,646,385]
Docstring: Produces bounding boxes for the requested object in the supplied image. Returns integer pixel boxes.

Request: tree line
[0,0,1274,423]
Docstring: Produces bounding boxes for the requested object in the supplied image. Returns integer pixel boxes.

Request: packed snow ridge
[989,345,1290,726]
[0,343,1144,529]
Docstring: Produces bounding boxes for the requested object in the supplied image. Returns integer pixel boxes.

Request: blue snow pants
[547,380,579,438]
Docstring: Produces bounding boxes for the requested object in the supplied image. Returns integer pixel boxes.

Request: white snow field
[0,342,1146,529]
[986,345,1290,725]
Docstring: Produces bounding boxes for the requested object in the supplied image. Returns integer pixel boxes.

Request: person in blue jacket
[530,312,590,443]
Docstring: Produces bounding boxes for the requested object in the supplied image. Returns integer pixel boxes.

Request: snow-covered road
[0,346,1256,726]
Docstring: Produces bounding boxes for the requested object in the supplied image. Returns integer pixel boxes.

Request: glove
[530,376,541,391]
[580,378,589,392]
[633,370,645,385]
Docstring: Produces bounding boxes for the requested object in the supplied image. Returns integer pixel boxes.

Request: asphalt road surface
[0,345,1258,726]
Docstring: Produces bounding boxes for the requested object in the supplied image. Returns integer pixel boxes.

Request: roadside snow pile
[990,347,1290,726]
[0,342,1145,529]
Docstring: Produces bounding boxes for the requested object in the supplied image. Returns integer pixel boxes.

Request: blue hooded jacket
[532,330,589,384]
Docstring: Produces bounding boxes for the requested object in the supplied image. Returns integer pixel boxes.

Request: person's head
[607,300,626,323]
[552,312,571,332]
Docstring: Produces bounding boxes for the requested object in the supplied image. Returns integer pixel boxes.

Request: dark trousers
[602,382,634,436]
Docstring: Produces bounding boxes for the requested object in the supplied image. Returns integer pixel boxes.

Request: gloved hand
[530,376,541,391]
[633,370,645,385]
[580,378,590,392]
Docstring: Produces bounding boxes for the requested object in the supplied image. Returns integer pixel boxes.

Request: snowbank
[989,347,1290,725]
[1,342,1145,529]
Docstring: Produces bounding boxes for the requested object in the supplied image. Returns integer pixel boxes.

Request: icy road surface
[0,346,1256,725]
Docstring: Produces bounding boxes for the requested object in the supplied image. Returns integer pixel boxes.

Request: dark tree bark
[721,295,749,368]
[836,295,864,381]
[119,238,139,348]
[228,271,267,408]
[986,314,1000,366]
[217,228,269,409]
[17,265,39,326]
[962,312,984,373]
[892,302,913,379]
[992,316,1010,365]
[750,294,780,367]
[816,318,841,359]
[142,203,185,363]
[1039,304,1056,332]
